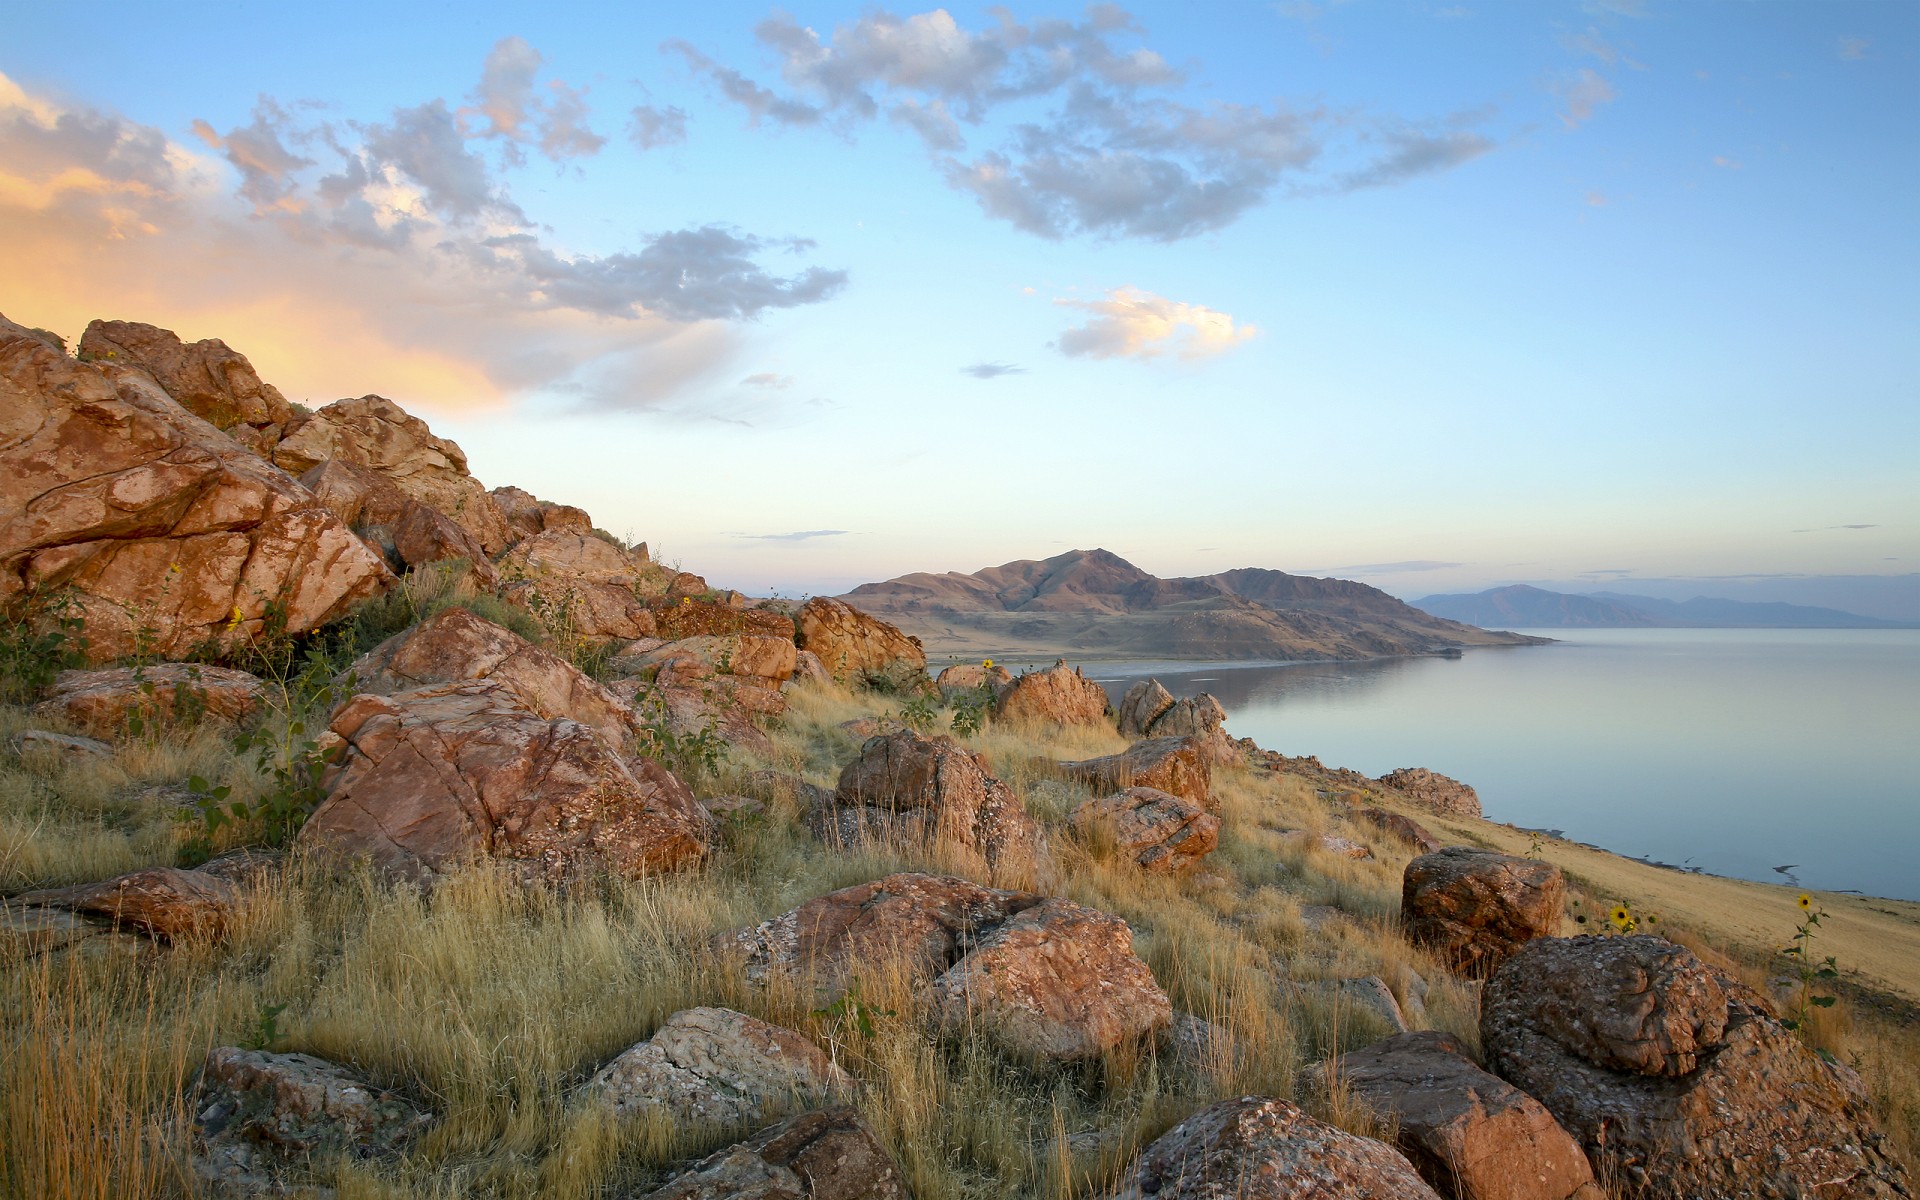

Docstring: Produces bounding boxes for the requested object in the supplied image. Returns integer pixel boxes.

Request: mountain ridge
[1415,583,1914,629]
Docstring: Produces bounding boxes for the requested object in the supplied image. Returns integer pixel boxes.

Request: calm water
[1063,630,1920,901]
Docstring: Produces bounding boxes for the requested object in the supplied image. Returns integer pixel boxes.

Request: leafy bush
[0,590,90,704]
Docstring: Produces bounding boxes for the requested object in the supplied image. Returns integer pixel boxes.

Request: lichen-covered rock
[1070,787,1219,874]
[1060,737,1211,809]
[503,577,659,643]
[1146,693,1226,740]
[790,649,832,688]
[298,459,497,585]
[615,634,797,690]
[77,319,293,434]
[795,597,927,691]
[9,866,238,941]
[935,661,1012,698]
[1402,847,1565,978]
[38,664,266,738]
[488,484,591,542]
[1481,936,1913,1200]
[636,1106,907,1200]
[1379,768,1482,818]
[993,660,1109,727]
[498,528,646,583]
[583,1007,852,1131]
[1335,1030,1603,1200]
[1116,678,1176,737]
[1352,807,1444,855]
[654,599,795,642]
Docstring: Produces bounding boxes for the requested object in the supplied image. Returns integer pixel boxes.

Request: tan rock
[39,664,266,738]
[790,649,832,687]
[1116,678,1176,737]
[11,866,238,941]
[498,528,645,584]
[795,597,927,691]
[501,578,659,643]
[10,729,113,759]
[300,459,497,585]
[637,1106,907,1200]
[583,1007,852,1131]
[0,318,394,660]
[1069,787,1219,874]
[612,677,777,760]
[488,485,591,542]
[654,598,795,641]
[993,659,1109,727]
[1292,976,1412,1036]
[77,319,293,432]
[615,634,797,688]
[1147,693,1226,739]
[936,661,1013,697]
[1380,767,1483,818]
[1402,848,1565,979]
[1352,807,1445,855]
[1060,737,1211,809]
[1281,830,1375,861]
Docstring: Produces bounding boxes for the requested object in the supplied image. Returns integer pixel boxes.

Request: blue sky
[3,1,1914,604]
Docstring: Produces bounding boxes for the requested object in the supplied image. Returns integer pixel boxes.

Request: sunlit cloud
[1054,287,1255,361]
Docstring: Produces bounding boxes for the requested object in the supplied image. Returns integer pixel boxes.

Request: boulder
[922,897,1172,1061]
[192,1047,433,1195]
[298,459,497,585]
[299,681,710,882]
[993,660,1109,727]
[720,872,1040,1002]
[1116,678,1176,737]
[9,729,113,759]
[583,1007,852,1131]
[636,1106,907,1200]
[1482,935,1913,1200]
[503,577,659,643]
[1069,787,1219,874]
[1147,693,1226,740]
[9,866,238,941]
[823,729,1055,888]
[342,606,636,745]
[38,664,266,738]
[1104,1095,1440,1200]
[1352,807,1445,855]
[615,634,797,689]
[498,528,646,584]
[271,394,514,555]
[1,904,142,961]
[1402,848,1565,978]
[654,599,795,641]
[76,319,293,434]
[1292,976,1412,1036]
[935,661,1012,697]
[488,484,591,542]
[790,650,832,688]
[795,597,926,690]
[1380,768,1482,818]
[1060,737,1211,809]
[0,317,393,660]
[1334,1030,1602,1200]
[611,676,777,760]
[1282,830,1375,861]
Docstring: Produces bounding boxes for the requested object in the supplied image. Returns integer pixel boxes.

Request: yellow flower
[1798,893,1813,911]
[225,605,245,630]
[982,658,994,669]
[1609,905,1633,929]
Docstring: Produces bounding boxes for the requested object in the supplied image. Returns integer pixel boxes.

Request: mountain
[840,549,1546,661]
[1415,584,1912,629]
[1588,591,1915,629]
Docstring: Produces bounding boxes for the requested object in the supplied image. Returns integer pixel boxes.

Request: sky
[3,1,1915,608]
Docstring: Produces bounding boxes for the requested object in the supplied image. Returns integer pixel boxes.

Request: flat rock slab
[11,865,238,941]
[39,664,266,738]
[583,1007,852,1131]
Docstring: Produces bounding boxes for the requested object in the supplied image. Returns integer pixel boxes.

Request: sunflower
[1798,893,1813,911]
[1609,905,1633,929]
[982,658,994,669]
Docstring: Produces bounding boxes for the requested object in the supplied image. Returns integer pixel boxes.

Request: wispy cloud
[1791,523,1877,533]
[1305,560,1467,574]
[741,372,795,388]
[1556,68,1617,128]
[1054,287,1255,360]
[734,529,852,541]
[1584,189,1610,207]
[1837,36,1870,61]
[1711,154,1741,170]
[961,362,1025,379]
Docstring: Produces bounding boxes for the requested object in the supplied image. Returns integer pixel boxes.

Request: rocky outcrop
[1482,936,1913,1200]
[1334,1030,1602,1200]
[38,664,266,738]
[76,319,293,442]
[1069,787,1219,874]
[1145,693,1226,740]
[795,597,926,690]
[1104,1095,1440,1199]
[488,485,591,542]
[498,528,644,583]
[1060,737,1211,809]
[993,660,1109,727]
[299,681,709,882]
[923,897,1172,1061]
[8,865,238,941]
[1352,807,1445,855]
[935,661,1012,697]
[583,1007,852,1131]
[298,459,497,584]
[615,634,797,692]
[821,730,1055,888]
[1402,848,1564,978]
[1380,768,1482,818]
[497,528,659,642]
[654,599,795,642]
[1,317,393,660]
[790,649,831,688]
[637,1106,907,1200]
[1116,679,1176,737]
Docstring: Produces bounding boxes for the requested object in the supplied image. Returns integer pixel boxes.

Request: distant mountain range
[1413,584,1915,629]
[839,549,1547,661]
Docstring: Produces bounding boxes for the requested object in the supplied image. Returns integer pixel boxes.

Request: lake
[1055,629,1920,902]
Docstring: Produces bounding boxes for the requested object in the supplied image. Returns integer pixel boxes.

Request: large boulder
[1352,807,1445,855]
[9,866,239,942]
[271,394,514,555]
[76,319,293,437]
[299,681,710,882]
[1402,848,1564,978]
[795,597,926,690]
[1334,1030,1602,1200]
[298,459,496,585]
[1146,693,1226,739]
[1069,787,1219,874]
[993,660,1109,727]
[1104,1095,1440,1200]
[935,661,1012,698]
[654,598,795,642]
[1060,737,1211,809]
[1380,768,1482,818]
[582,1007,852,1131]
[498,528,659,643]
[1482,936,1913,1200]
[637,1106,907,1200]
[38,664,266,738]
[822,730,1055,888]
[0,317,393,660]
[615,634,798,691]
[1116,678,1176,737]
[922,897,1172,1061]
[498,528,646,583]
[488,484,591,542]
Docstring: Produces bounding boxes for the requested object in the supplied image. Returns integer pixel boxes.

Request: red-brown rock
[77,319,293,434]
[1353,807,1445,855]
[1116,678,1176,737]
[1402,848,1565,978]
[11,866,239,941]
[795,597,926,691]
[637,1106,907,1200]
[1060,736,1212,809]
[1070,787,1219,874]
[39,664,266,737]
[488,485,591,543]
[1380,768,1483,818]
[993,659,1110,727]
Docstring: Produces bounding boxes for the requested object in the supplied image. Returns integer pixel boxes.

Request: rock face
[1402,848,1565,978]
[823,730,1055,888]
[488,484,591,542]
[1,316,393,660]
[935,661,1012,696]
[10,866,238,941]
[1069,787,1219,874]
[583,1007,852,1131]
[76,319,293,438]
[298,459,496,584]
[192,1047,433,1194]
[993,660,1110,727]
[922,897,1172,1061]
[1060,737,1211,809]
[1105,1095,1441,1200]
[498,528,659,643]
[654,599,795,642]
[1380,768,1482,818]
[38,664,266,737]
[1335,1030,1602,1200]
[795,597,926,690]
[300,681,709,882]
[272,394,514,555]
[1116,679,1176,737]
[1481,936,1913,1200]
[1145,693,1226,740]
[498,528,643,583]
[637,1106,908,1200]
[616,634,797,692]
[1353,807,1444,855]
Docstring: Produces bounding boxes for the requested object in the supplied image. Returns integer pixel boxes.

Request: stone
[0,317,393,660]
[1282,830,1376,860]
[1380,768,1483,818]
[1293,976,1412,1036]
[503,577,659,643]
[789,649,832,687]
[1402,848,1565,979]
[795,597,927,691]
[9,866,239,941]
[1334,1030,1603,1200]
[271,394,514,555]
[935,661,1013,697]
[654,599,795,642]
[39,664,267,738]
[1161,1012,1231,1077]
[192,1046,433,1194]
[635,1106,907,1200]
[1116,678,1176,737]
[299,459,498,586]
[584,1007,852,1131]
[498,528,647,584]
[1060,737,1211,810]
[616,634,797,689]
[1069,787,1219,874]
[1147,693,1227,740]
[822,729,1056,888]
[342,606,636,746]
[76,319,293,433]
[488,484,591,542]
[1482,935,1913,1200]
[9,728,113,759]
[923,897,1172,1061]
[720,872,1040,1002]
[993,660,1110,727]
[1352,807,1445,855]
[299,680,710,883]
[0,904,135,961]
[1104,1095,1441,1200]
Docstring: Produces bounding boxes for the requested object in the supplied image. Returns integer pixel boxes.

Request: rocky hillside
[843,548,1547,660]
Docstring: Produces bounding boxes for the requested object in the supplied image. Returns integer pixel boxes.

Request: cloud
[1837,36,1870,61]
[960,361,1024,378]
[462,36,607,163]
[1712,154,1741,170]
[1556,68,1617,128]
[741,372,795,388]
[1054,287,1254,360]
[1337,127,1494,191]
[734,529,852,541]
[1585,189,1610,206]
[629,103,688,149]
[1791,524,1878,534]
[500,226,847,321]
[1305,560,1468,574]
